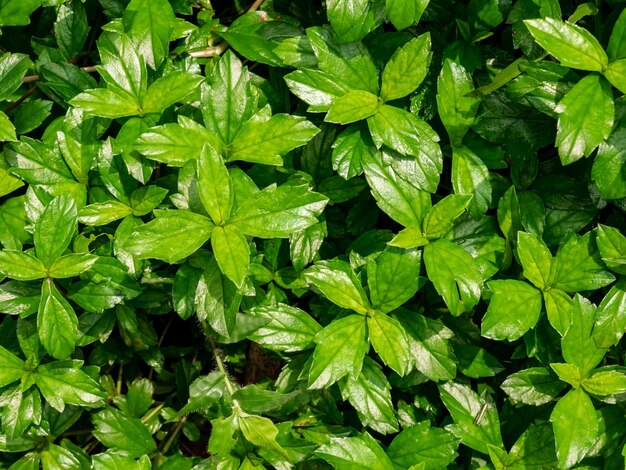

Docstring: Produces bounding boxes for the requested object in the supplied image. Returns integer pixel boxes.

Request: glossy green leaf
[38,278,78,360]
[237,411,288,457]
[34,194,77,267]
[55,2,89,60]
[326,0,384,43]
[211,225,249,289]
[381,33,432,101]
[550,388,598,469]
[141,72,203,114]
[0,250,47,280]
[122,0,174,69]
[505,422,558,469]
[517,231,552,290]
[501,367,566,406]
[69,88,141,118]
[604,58,626,94]
[592,279,626,348]
[326,90,381,125]
[48,253,99,279]
[305,259,370,314]
[316,433,394,470]
[544,288,573,337]
[367,311,411,375]
[424,239,482,316]
[562,295,606,376]
[387,421,459,469]
[0,111,17,142]
[197,145,232,225]
[608,8,626,60]
[524,18,608,71]
[0,345,24,388]
[596,224,626,275]
[385,0,429,30]
[92,408,157,458]
[0,53,30,101]
[592,124,626,200]
[482,280,542,341]
[248,303,321,352]
[555,74,614,165]
[284,68,349,113]
[451,145,492,219]
[308,314,368,389]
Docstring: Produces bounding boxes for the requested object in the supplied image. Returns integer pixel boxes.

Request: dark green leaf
[38,278,78,360]
[387,421,459,469]
[92,407,157,458]
[34,194,77,267]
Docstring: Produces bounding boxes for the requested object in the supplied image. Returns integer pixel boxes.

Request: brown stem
[22,65,98,84]
[3,84,38,113]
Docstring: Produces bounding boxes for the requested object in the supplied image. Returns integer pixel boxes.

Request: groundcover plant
[0,0,626,468]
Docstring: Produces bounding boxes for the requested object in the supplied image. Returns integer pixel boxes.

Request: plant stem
[208,335,236,397]
[22,65,97,83]
[160,415,187,455]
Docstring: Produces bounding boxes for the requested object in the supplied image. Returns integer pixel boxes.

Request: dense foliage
[1,0,626,468]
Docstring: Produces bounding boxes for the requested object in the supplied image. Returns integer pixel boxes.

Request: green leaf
[141,72,202,114]
[552,232,615,292]
[326,0,384,43]
[517,231,552,290]
[122,0,174,69]
[340,357,398,434]
[608,8,626,60]
[367,106,442,192]
[396,309,457,381]
[48,253,99,279]
[385,0,429,30]
[387,421,459,469]
[229,114,319,165]
[438,382,503,455]
[315,433,394,470]
[0,345,24,388]
[423,194,472,240]
[229,183,328,238]
[308,314,368,389]
[451,145,492,219]
[36,361,106,412]
[423,239,482,316]
[481,280,543,341]
[92,407,157,458]
[592,279,626,348]
[0,250,47,280]
[248,303,321,352]
[550,388,598,469]
[367,247,421,314]
[544,288,573,337]
[455,344,504,378]
[197,145,232,225]
[367,311,411,375]
[596,224,626,275]
[211,225,249,289]
[305,259,370,314]
[436,60,480,146]
[326,90,381,125]
[129,186,168,216]
[38,278,78,360]
[524,18,608,71]
[69,88,141,118]
[55,2,89,60]
[332,122,372,179]
[592,124,626,200]
[97,31,147,99]
[237,411,288,457]
[562,295,607,376]
[381,33,432,101]
[176,371,225,417]
[34,194,77,267]
[0,111,17,142]
[124,210,214,263]
[604,58,626,94]
[0,53,31,101]
[0,0,40,27]
[551,362,584,388]
[501,367,567,406]
[362,150,431,227]
[41,443,82,470]
[555,74,614,165]
[284,68,350,113]
[92,452,151,470]
[582,368,626,396]
[505,422,558,470]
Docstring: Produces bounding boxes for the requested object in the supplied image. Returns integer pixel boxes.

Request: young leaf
[481,280,543,341]
[211,225,250,289]
[0,111,17,142]
[550,388,598,469]
[604,59,626,94]
[517,231,552,290]
[451,145,492,219]
[436,60,480,146]
[367,247,421,314]
[555,74,614,165]
[92,408,157,458]
[284,68,350,113]
[381,33,432,101]
[423,239,482,316]
[248,303,321,352]
[385,0,429,30]
[524,18,608,71]
[34,195,77,267]
[308,314,368,389]
[48,253,99,279]
[0,250,47,281]
[326,90,381,125]
[332,123,371,179]
[340,357,398,434]
[387,421,459,469]
[141,72,203,114]
[544,288,573,337]
[96,32,147,100]
[501,367,566,406]
[315,433,394,470]
[367,311,411,375]
[305,259,370,314]
[197,145,232,225]
[38,278,78,360]
[582,368,626,396]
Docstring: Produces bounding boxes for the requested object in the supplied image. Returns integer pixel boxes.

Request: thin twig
[3,84,37,113]
[22,65,97,84]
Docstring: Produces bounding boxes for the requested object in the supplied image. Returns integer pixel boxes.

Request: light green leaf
[34,194,77,267]
[229,183,328,238]
[122,0,174,69]
[0,250,47,280]
[41,443,81,470]
[438,382,503,455]
[436,59,480,146]
[326,0,384,43]
[248,303,321,353]
[340,357,398,434]
[596,224,626,275]
[367,246,421,314]
[0,345,24,388]
[237,411,288,457]
[451,145,492,219]
[211,225,249,289]
[604,58,626,94]
[524,18,608,71]
[36,360,106,412]
[481,280,543,341]
[544,288,573,336]
[48,253,98,279]
[124,210,214,263]
[550,388,598,469]
[141,72,202,114]
[197,145,232,225]
[367,311,411,375]
[316,433,394,470]
[129,185,168,216]
[381,33,432,101]
[326,90,381,125]
[592,279,626,348]
[582,369,626,396]
[385,0,429,30]
[308,314,368,389]
[592,122,626,200]
[608,8,626,60]
[284,68,350,113]
[0,111,17,142]
[562,295,606,376]
[0,167,23,197]
[517,231,552,290]
[96,32,147,99]
[550,362,584,388]
[92,407,157,458]
[423,239,482,316]
[69,88,141,118]
[423,194,471,240]
[0,53,31,100]
[362,150,431,227]
[501,367,567,406]
[555,74,614,165]
[305,259,370,314]
[229,114,319,165]
[387,421,459,469]
[332,122,371,179]
[38,278,78,360]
